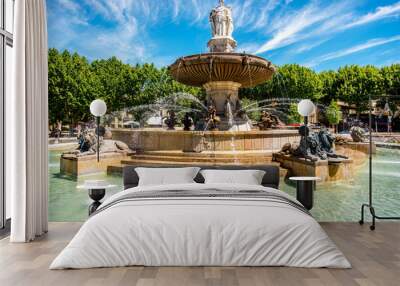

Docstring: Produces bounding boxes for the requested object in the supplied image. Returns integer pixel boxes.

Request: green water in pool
[49,148,400,222]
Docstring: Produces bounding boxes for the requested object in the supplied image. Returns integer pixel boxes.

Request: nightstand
[77,181,116,215]
[289,177,321,210]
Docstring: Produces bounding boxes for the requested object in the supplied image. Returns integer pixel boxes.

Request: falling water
[246,57,254,89]
[209,57,214,83]
[226,101,234,128]
[225,101,240,164]
[157,92,208,112]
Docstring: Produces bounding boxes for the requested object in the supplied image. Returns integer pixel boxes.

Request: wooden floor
[0,222,399,286]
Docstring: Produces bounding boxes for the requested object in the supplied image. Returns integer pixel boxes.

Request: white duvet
[50,183,351,269]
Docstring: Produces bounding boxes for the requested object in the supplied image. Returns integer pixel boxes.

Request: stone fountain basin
[111,128,300,153]
[168,53,276,88]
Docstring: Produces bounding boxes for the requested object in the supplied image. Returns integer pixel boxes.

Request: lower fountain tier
[111,128,301,153]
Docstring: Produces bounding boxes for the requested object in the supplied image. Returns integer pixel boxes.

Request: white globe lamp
[90,99,107,117]
[297,99,315,117]
[90,99,107,162]
[298,99,315,127]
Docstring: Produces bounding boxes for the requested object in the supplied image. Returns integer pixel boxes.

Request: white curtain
[9,0,49,242]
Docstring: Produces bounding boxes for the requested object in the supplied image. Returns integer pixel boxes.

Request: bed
[50,165,351,269]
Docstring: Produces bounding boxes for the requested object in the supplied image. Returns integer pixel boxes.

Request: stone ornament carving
[258,111,285,130]
[278,127,348,162]
[206,105,221,131]
[182,113,194,131]
[350,126,367,142]
[62,129,132,158]
[164,110,177,130]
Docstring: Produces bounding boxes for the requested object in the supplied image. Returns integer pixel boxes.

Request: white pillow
[200,169,266,185]
[135,167,200,186]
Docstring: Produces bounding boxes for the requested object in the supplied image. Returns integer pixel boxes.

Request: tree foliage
[334,65,383,115]
[240,64,323,102]
[326,100,342,126]
[380,64,400,96]
[287,103,303,124]
[48,48,399,125]
[48,48,201,125]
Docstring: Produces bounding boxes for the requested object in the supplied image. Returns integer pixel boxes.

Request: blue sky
[47,0,400,71]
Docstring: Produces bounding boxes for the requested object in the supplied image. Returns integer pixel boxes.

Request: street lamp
[297,99,315,126]
[90,99,107,162]
[297,99,316,151]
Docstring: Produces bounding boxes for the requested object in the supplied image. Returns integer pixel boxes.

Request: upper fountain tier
[169,53,276,88]
[169,0,275,89]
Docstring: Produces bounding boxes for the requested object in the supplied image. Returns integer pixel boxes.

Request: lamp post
[90,99,107,162]
[296,99,316,154]
[359,94,400,230]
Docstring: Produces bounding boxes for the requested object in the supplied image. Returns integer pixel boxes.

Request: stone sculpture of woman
[210,0,233,38]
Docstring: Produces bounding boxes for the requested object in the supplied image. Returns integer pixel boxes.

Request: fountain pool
[49,147,400,222]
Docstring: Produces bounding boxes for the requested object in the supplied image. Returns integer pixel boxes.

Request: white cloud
[59,0,80,13]
[173,0,181,19]
[247,1,400,56]
[293,39,329,54]
[346,2,400,28]
[57,0,88,26]
[305,35,400,67]
[49,0,400,67]
[254,2,348,54]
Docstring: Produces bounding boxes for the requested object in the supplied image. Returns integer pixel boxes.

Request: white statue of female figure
[215,6,225,36]
[210,0,233,37]
[208,0,237,52]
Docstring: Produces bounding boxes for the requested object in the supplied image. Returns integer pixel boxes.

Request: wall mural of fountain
[61,1,372,181]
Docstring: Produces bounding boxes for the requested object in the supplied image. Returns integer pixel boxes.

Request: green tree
[48,49,203,126]
[326,100,342,129]
[319,70,337,104]
[48,48,99,126]
[91,57,136,112]
[239,98,261,121]
[287,103,303,124]
[48,48,398,128]
[240,64,323,102]
[334,65,383,117]
[380,64,400,96]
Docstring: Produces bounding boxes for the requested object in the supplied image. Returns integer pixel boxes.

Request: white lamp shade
[90,99,107,117]
[297,99,315,116]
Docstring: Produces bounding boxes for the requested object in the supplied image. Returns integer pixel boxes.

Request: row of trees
[48,48,400,126]
[48,48,201,125]
[241,64,400,114]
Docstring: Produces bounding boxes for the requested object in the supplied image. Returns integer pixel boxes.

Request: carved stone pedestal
[208,37,237,53]
[273,153,354,183]
[204,81,241,116]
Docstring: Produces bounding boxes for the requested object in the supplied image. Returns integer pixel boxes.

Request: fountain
[168,0,276,131]
[110,1,301,166]
[109,1,352,171]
